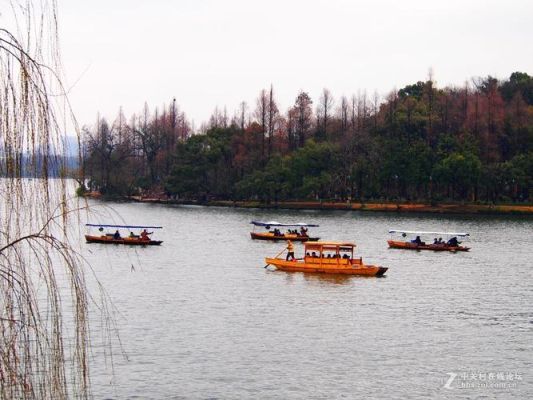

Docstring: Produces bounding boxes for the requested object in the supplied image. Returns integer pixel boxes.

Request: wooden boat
[387,240,469,252]
[85,235,162,246]
[250,232,319,241]
[387,229,470,252]
[85,224,163,246]
[250,220,319,242]
[265,241,387,277]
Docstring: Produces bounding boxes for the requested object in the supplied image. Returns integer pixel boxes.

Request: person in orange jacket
[140,229,152,240]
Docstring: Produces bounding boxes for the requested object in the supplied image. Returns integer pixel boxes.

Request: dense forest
[83,72,532,204]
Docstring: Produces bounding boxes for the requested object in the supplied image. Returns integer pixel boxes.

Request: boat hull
[265,257,387,276]
[85,235,162,246]
[387,240,469,252]
[251,232,319,242]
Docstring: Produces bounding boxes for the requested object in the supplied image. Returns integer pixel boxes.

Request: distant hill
[61,135,81,157]
[0,136,80,177]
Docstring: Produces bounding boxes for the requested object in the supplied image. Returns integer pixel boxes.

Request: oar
[264,248,286,268]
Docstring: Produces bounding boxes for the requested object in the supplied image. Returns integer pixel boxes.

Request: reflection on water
[270,269,383,286]
[82,202,533,399]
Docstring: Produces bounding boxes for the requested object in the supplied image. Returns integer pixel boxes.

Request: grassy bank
[96,193,533,215]
[207,200,533,215]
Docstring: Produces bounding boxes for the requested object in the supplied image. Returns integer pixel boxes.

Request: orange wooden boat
[250,220,319,242]
[387,229,470,252]
[250,232,319,241]
[85,234,162,246]
[85,224,163,246]
[387,240,469,252]
[265,241,387,277]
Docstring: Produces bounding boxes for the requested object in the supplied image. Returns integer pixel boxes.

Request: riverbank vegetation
[83,73,532,204]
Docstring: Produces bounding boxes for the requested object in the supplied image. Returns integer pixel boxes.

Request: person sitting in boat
[311,252,317,258]
[447,236,459,247]
[433,238,438,244]
[140,229,152,241]
[113,230,121,240]
[286,240,295,261]
[300,227,308,237]
[411,235,422,245]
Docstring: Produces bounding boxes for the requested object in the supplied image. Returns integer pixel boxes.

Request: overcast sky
[59,0,533,129]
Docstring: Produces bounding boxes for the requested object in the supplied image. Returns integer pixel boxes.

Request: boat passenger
[140,229,152,240]
[411,236,422,245]
[300,227,308,237]
[327,254,331,258]
[342,254,349,259]
[311,252,317,258]
[113,230,121,240]
[286,240,295,261]
[447,237,459,247]
[438,237,443,244]
[433,238,438,244]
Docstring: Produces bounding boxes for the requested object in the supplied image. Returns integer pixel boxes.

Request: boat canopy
[305,241,355,251]
[389,229,469,237]
[251,220,319,227]
[86,224,163,229]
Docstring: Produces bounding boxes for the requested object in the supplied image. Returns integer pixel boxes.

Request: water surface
[83,203,532,399]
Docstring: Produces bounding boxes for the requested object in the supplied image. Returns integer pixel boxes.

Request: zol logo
[444,372,457,389]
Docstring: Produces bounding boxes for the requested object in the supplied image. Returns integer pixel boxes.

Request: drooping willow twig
[1,1,111,399]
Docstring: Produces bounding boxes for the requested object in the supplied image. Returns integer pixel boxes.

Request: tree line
[83,72,532,203]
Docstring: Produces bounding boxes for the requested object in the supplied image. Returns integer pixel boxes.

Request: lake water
[82,201,532,399]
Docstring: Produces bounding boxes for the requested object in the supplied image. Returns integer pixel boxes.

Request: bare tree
[425,68,435,145]
[317,88,334,140]
[293,91,313,148]
[132,104,164,184]
[350,94,357,134]
[239,101,248,132]
[267,85,279,157]
[222,106,228,128]
[339,95,349,134]
[254,89,268,161]
[372,91,380,130]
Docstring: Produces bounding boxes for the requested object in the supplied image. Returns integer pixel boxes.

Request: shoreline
[85,193,533,215]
